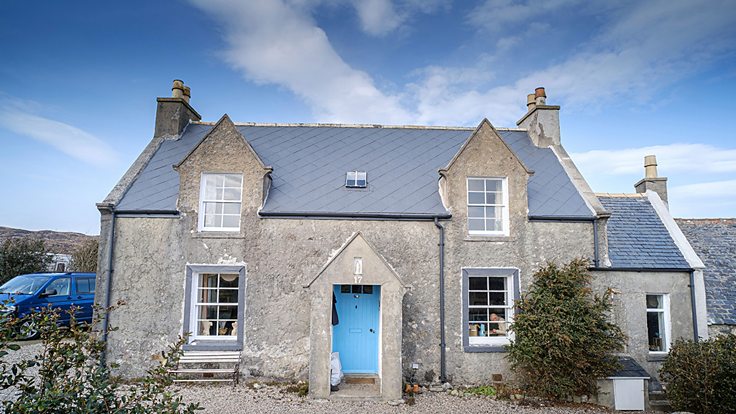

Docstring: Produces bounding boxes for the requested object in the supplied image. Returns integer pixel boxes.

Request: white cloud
[352,0,403,36]
[0,101,117,167]
[190,0,413,124]
[571,144,736,176]
[669,179,736,218]
[468,0,584,31]
[671,179,736,199]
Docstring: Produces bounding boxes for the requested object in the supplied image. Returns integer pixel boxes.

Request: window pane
[489,291,506,305]
[223,203,240,215]
[487,219,502,232]
[218,306,238,320]
[220,274,239,288]
[468,192,485,204]
[469,277,487,291]
[224,174,242,188]
[485,192,501,205]
[488,277,506,291]
[356,179,366,187]
[357,172,366,180]
[646,295,663,309]
[362,285,373,294]
[485,206,501,219]
[222,215,240,229]
[198,288,217,303]
[485,179,502,192]
[469,308,487,322]
[468,206,484,219]
[198,320,214,336]
[215,188,224,200]
[346,171,357,181]
[340,285,350,293]
[200,274,218,288]
[223,188,241,201]
[219,289,238,303]
[468,219,485,231]
[469,292,487,306]
[647,311,665,351]
[217,321,236,336]
[352,285,362,294]
[468,179,484,191]
[198,305,217,320]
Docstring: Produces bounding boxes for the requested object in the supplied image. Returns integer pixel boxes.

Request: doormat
[345,377,376,384]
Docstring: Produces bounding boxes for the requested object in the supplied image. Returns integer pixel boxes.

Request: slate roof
[675,219,736,325]
[598,195,689,269]
[610,356,650,378]
[116,122,594,219]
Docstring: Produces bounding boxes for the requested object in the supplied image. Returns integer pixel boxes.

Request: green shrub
[0,303,201,413]
[660,335,736,414]
[506,259,625,400]
[465,385,496,397]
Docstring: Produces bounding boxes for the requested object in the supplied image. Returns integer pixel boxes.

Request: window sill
[464,235,514,242]
[647,352,668,362]
[192,232,245,239]
[184,341,242,352]
[463,344,509,353]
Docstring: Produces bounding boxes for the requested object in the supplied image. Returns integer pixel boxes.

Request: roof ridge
[190,121,527,132]
[596,193,646,198]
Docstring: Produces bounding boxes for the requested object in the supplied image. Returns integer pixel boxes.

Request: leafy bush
[0,238,50,285]
[507,259,625,400]
[660,335,736,414]
[465,385,496,397]
[70,239,99,273]
[0,303,201,413]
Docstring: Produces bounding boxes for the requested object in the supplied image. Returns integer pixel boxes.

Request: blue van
[0,272,96,339]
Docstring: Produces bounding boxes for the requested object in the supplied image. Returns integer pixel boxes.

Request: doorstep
[329,374,382,401]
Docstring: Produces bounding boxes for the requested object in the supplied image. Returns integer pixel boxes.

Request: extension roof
[115,122,595,219]
[675,218,736,325]
[598,195,689,269]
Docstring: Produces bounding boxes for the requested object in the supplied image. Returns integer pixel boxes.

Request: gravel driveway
[176,383,612,414]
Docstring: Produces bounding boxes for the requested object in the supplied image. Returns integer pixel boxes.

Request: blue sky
[1,0,735,234]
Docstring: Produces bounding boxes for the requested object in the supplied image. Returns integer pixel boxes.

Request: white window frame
[346,171,367,188]
[467,177,509,236]
[189,272,240,342]
[462,268,519,351]
[198,173,243,232]
[646,293,671,354]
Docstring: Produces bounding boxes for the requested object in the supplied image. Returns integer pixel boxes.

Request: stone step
[649,391,668,401]
[649,398,673,412]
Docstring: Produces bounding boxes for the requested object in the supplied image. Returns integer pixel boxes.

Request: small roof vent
[346,171,367,188]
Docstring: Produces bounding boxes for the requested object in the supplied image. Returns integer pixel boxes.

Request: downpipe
[100,209,116,366]
[434,217,447,383]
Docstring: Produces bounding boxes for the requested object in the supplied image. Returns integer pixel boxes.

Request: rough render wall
[591,270,693,382]
[101,121,688,386]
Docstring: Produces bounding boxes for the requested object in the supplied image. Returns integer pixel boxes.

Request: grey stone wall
[591,270,693,381]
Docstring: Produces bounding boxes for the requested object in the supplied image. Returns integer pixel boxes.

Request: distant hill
[0,226,98,255]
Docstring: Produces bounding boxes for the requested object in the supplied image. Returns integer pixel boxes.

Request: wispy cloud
[190,0,736,126]
[669,179,736,218]
[671,179,736,199]
[190,0,412,124]
[571,144,736,176]
[0,99,117,167]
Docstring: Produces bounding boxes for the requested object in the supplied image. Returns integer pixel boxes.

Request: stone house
[96,81,708,402]
[675,218,736,336]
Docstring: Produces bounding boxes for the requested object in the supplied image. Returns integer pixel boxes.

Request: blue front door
[332,285,380,374]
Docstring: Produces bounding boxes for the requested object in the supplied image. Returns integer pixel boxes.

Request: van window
[76,278,96,294]
[46,278,71,296]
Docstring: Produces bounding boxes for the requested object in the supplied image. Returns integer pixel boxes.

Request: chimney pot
[644,154,658,178]
[171,79,185,99]
[534,87,546,98]
[183,86,191,103]
[526,94,536,110]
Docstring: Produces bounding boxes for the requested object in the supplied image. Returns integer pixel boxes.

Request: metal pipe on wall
[434,217,447,383]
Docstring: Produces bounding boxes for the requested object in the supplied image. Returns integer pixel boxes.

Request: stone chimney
[154,79,201,138]
[516,87,561,147]
[635,155,668,206]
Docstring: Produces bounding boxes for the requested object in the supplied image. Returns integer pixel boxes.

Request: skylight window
[346,171,367,188]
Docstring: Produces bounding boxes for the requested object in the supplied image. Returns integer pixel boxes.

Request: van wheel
[19,320,39,340]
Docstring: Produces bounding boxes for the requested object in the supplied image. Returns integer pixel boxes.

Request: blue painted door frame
[332,285,380,374]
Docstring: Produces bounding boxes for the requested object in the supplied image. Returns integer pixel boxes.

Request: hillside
[0,226,98,255]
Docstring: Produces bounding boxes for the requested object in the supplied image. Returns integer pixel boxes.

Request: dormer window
[199,173,243,232]
[346,171,367,188]
[467,177,509,236]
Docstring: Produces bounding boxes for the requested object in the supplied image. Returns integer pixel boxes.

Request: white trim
[466,177,510,236]
[189,271,241,342]
[645,191,704,269]
[198,173,243,232]
[461,267,519,348]
[646,293,671,353]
